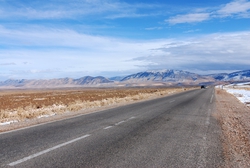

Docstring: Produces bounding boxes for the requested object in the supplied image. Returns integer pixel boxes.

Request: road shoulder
[215,89,250,167]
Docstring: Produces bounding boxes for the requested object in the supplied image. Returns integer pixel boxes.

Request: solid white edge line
[8,134,91,166]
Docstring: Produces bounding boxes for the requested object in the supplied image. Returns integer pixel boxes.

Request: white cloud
[133,31,250,73]
[0,0,161,20]
[0,25,250,79]
[165,0,250,25]
[183,29,201,33]
[0,26,166,79]
[166,13,210,25]
[0,63,16,66]
[217,0,250,17]
[145,27,163,30]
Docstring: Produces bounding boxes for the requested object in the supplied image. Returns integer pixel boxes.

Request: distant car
[201,85,206,89]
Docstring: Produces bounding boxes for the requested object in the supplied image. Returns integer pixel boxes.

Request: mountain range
[0,76,112,88]
[0,69,249,88]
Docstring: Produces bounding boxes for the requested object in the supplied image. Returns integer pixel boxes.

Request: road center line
[8,134,91,166]
[129,116,136,120]
[169,100,175,103]
[115,120,125,125]
[104,126,113,130]
[210,95,214,104]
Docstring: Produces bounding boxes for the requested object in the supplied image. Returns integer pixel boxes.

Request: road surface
[0,88,224,167]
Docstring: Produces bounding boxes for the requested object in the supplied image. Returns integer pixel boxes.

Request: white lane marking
[0,102,138,135]
[8,134,91,166]
[104,126,113,130]
[206,109,211,125]
[129,116,136,120]
[169,100,175,103]
[0,105,113,135]
[210,95,214,104]
[105,117,135,129]
[115,120,125,125]
[197,109,211,167]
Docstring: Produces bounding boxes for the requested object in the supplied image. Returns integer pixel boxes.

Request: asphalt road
[0,88,224,167]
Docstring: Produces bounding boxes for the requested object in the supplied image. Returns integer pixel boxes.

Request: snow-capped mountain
[222,70,250,81]
[120,69,250,83]
[206,70,250,81]
[75,76,112,85]
[1,69,250,88]
[120,69,212,83]
[109,76,126,81]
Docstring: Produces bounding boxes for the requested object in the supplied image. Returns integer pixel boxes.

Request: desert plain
[0,87,190,126]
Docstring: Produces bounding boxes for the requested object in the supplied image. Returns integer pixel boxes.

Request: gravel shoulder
[215,89,250,168]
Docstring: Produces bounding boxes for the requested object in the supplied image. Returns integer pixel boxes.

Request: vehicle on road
[201,85,206,89]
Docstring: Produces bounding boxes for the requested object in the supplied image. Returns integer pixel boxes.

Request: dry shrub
[0,87,192,123]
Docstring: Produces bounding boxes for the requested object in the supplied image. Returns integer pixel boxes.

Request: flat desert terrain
[0,87,190,130]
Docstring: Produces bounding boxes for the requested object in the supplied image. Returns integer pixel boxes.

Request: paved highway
[0,88,224,167]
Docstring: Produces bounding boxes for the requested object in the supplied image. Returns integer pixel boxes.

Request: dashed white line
[9,116,137,166]
[169,100,175,103]
[197,109,211,167]
[8,134,91,166]
[206,109,211,125]
[210,95,214,104]
[104,116,136,130]
[115,120,125,125]
[104,117,135,129]
[104,126,113,130]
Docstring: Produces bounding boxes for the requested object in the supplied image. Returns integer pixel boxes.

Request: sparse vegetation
[0,88,192,124]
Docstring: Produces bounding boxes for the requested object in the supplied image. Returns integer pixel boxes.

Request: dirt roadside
[215,89,250,168]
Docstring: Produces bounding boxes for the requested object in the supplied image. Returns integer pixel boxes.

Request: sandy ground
[215,89,250,168]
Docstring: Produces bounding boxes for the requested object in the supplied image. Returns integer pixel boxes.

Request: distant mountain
[119,69,250,84]
[1,69,250,88]
[206,70,250,81]
[205,73,228,81]
[0,76,113,88]
[120,69,213,84]
[109,76,126,81]
[222,70,250,81]
[0,79,28,87]
[75,76,111,85]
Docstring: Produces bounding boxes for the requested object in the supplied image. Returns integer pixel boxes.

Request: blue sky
[0,0,250,80]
